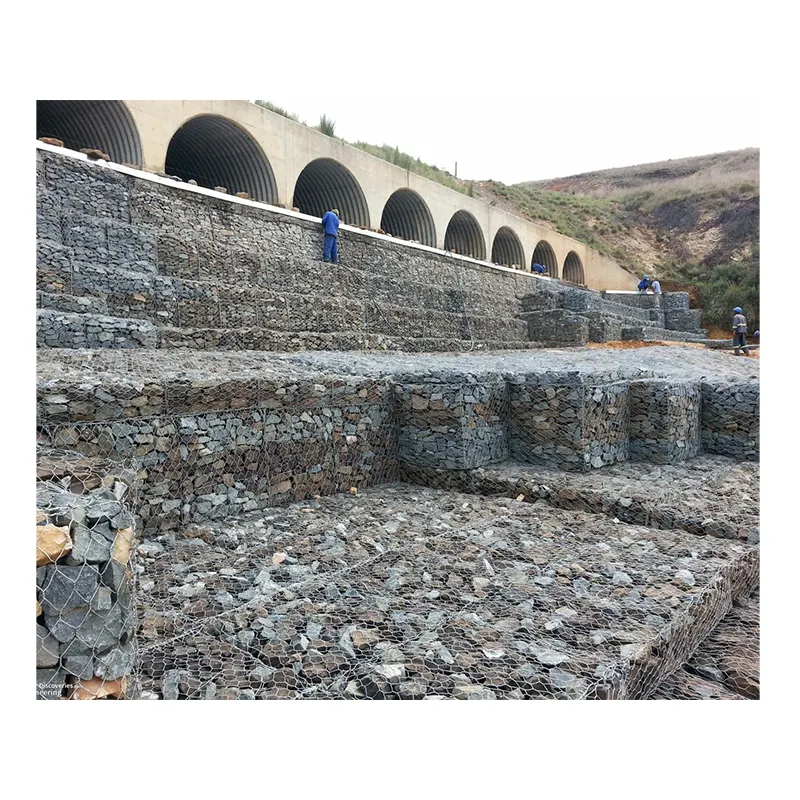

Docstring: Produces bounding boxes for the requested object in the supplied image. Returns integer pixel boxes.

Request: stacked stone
[36,475,137,700]
[130,483,758,700]
[665,309,703,332]
[606,293,661,309]
[629,379,702,463]
[579,311,623,343]
[519,309,589,345]
[662,292,691,311]
[701,381,760,460]
[508,373,629,470]
[37,309,158,349]
[36,149,532,353]
[582,381,630,468]
[37,291,109,316]
[621,326,707,342]
[393,375,509,471]
[39,369,397,533]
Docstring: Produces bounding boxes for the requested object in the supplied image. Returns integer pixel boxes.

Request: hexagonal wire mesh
[36,350,759,699]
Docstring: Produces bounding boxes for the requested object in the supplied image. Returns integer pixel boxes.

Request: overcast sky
[250,2,759,185]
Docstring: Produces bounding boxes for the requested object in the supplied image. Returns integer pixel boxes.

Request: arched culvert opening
[36,100,142,165]
[380,189,436,246]
[491,226,525,268]
[165,115,278,203]
[292,158,370,227]
[444,210,486,260]
[563,251,585,284]
[532,240,559,277]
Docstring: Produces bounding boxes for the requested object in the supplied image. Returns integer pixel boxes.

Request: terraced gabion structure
[36,346,759,700]
[35,142,759,699]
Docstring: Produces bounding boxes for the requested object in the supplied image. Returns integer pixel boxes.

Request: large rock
[94,642,135,680]
[63,654,94,679]
[47,604,130,649]
[36,625,60,668]
[41,564,99,616]
[111,527,134,565]
[66,524,113,564]
[70,676,127,700]
[36,523,72,566]
[452,684,497,700]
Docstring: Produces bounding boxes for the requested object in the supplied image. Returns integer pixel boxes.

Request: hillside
[474,149,760,332]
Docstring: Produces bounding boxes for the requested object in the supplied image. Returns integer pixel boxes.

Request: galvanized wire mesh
[36,350,760,700]
[131,486,758,700]
[36,447,139,700]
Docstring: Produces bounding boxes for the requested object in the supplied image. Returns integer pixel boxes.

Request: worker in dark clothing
[732,307,749,355]
[637,275,650,293]
[532,262,546,274]
[321,208,340,263]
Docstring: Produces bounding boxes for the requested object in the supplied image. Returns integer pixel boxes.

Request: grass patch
[661,257,760,332]
[350,142,468,194]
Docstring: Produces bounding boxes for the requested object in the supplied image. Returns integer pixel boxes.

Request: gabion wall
[701,382,760,460]
[39,376,398,533]
[507,374,630,471]
[37,149,535,353]
[394,376,509,470]
[36,459,138,700]
[519,310,590,346]
[629,379,702,464]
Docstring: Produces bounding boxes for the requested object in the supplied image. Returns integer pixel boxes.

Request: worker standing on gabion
[650,277,662,308]
[321,208,340,264]
[732,306,750,356]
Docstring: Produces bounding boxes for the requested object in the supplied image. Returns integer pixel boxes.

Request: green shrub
[317,114,336,137]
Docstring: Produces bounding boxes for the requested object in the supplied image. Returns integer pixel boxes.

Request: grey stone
[452,685,497,700]
[548,667,587,694]
[94,642,135,680]
[694,664,725,683]
[63,654,94,679]
[99,559,128,592]
[41,565,100,615]
[37,625,60,668]
[47,604,128,649]
[674,569,696,587]
[36,668,66,700]
[162,669,183,700]
[532,647,570,666]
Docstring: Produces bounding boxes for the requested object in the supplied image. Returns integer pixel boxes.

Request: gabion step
[622,325,707,343]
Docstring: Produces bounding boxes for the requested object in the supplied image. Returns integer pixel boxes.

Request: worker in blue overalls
[321,208,340,264]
